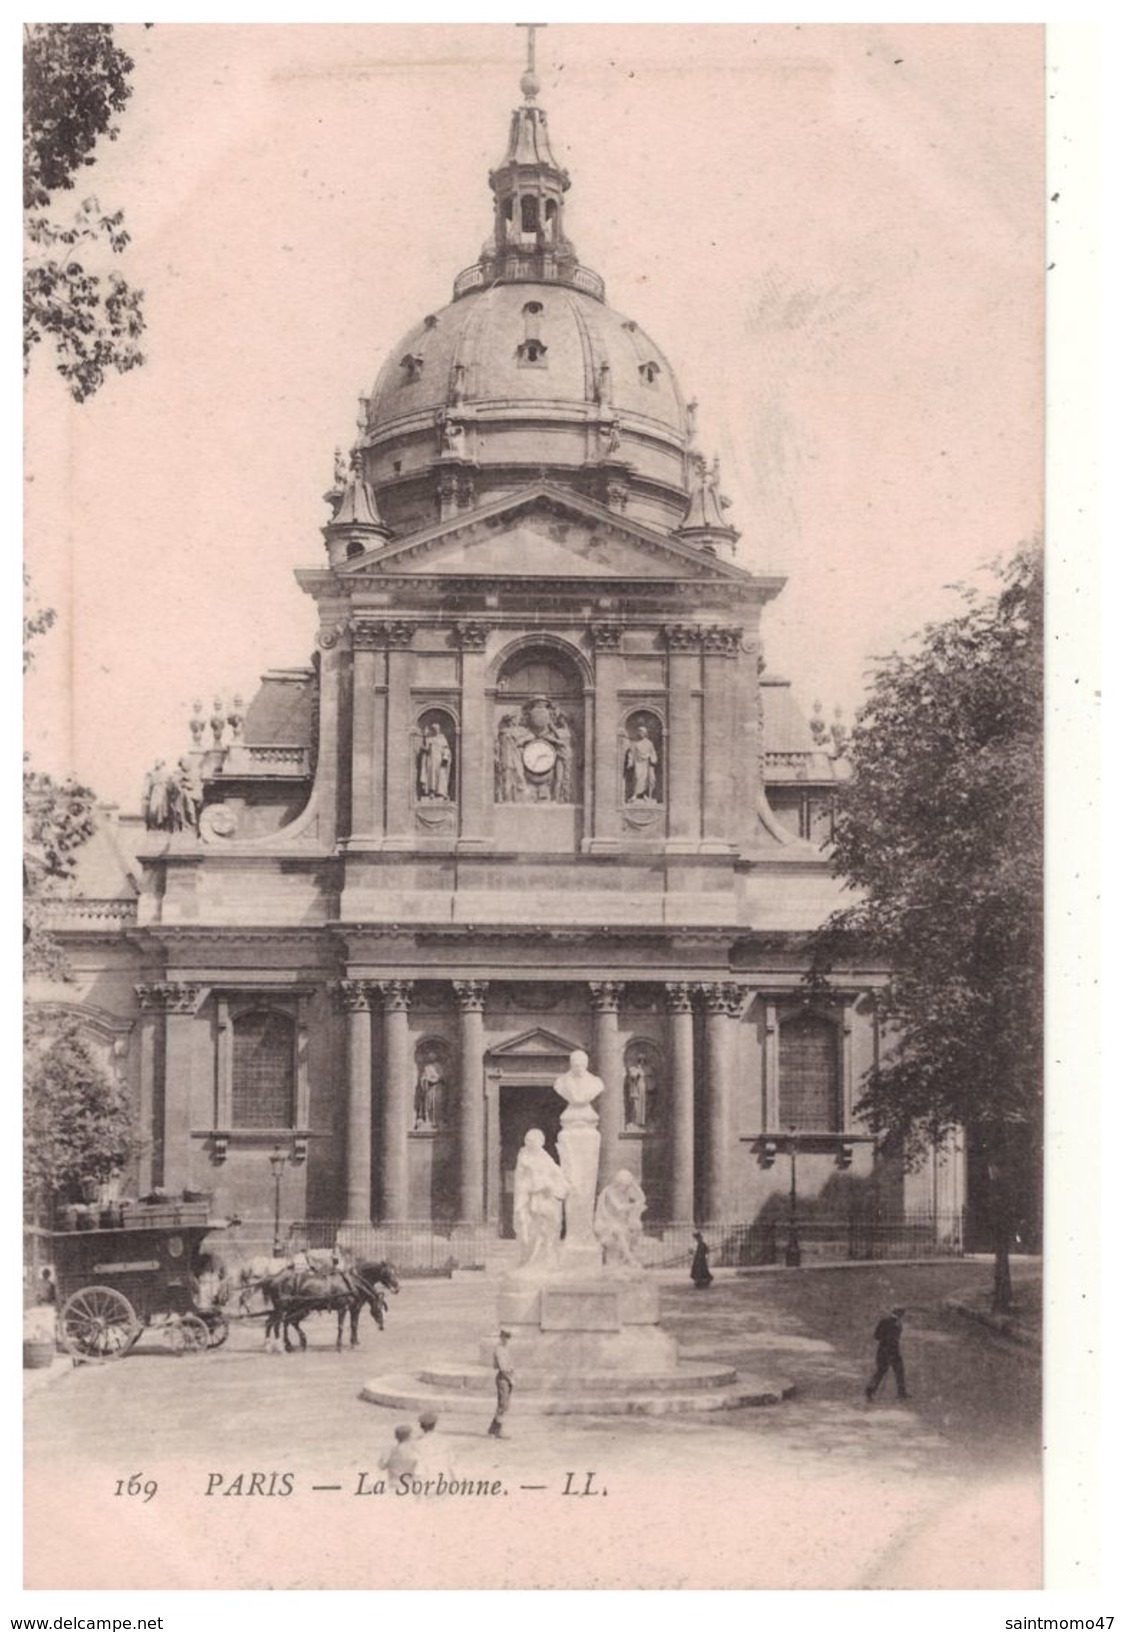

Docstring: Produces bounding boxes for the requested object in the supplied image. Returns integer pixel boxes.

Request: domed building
[41,45,964,1257]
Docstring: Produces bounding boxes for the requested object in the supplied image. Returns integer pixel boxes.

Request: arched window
[232,1010,295,1129]
[521,194,539,234]
[778,1013,840,1132]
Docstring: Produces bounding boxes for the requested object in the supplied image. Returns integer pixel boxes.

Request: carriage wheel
[204,1314,229,1350]
[60,1286,141,1362]
[168,1314,210,1355]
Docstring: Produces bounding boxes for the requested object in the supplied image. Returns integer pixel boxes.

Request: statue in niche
[512,1129,571,1269]
[436,409,466,456]
[417,721,453,801]
[623,722,660,802]
[594,1169,647,1271]
[624,1053,657,1130]
[494,696,576,804]
[414,1052,447,1129]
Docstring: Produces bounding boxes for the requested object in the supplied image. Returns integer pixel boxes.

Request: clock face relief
[521,737,557,776]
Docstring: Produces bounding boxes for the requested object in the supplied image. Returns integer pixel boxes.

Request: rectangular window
[231,1011,295,1128]
[778,1015,840,1131]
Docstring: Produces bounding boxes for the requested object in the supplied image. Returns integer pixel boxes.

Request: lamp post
[269,1145,286,1256]
[785,1126,802,1267]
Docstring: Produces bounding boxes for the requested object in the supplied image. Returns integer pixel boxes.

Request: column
[700,982,745,1222]
[134,985,160,1193]
[664,625,701,850]
[453,981,489,1224]
[701,627,741,851]
[158,981,203,1194]
[378,980,414,1221]
[348,624,384,843]
[589,982,624,1186]
[732,628,761,851]
[338,980,374,1224]
[383,623,415,843]
[455,621,491,850]
[665,982,696,1224]
[588,625,624,853]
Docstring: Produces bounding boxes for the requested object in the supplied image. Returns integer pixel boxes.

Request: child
[378,1423,418,1480]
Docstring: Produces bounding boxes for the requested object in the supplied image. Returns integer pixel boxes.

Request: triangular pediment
[338,484,754,585]
[488,1026,585,1060]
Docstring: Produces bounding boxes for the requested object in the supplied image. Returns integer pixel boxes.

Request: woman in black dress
[689,1231,713,1288]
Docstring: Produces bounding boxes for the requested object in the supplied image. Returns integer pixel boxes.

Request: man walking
[865,1305,909,1401]
[488,1328,514,1438]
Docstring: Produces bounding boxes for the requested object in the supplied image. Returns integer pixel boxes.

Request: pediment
[488,1026,585,1060]
[339,485,752,585]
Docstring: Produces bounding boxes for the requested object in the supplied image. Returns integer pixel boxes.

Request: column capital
[453,979,489,1012]
[350,621,384,651]
[336,978,375,1013]
[589,623,623,653]
[454,620,490,652]
[588,980,624,1013]
[697,981,748,1018]
[378,979,415,1012]
[701,625,743,657]
[664,981,695,1013]
[663,623,702,651]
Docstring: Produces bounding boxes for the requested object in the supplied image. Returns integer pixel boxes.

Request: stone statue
[624,724,659,802]
[550,710,574,803]
[512,1129,571,1269]
[142,761,170,830]
[209,698,226,747]
[599,417,621,456]
[188,701,206,748]
[494,712,529,803]
[437,411,466,455]
[418,722,453,801]
[594,1169,647,1271]
[552,1050,604,1124]
[170,757,203,834]
[624,1054,656,1129]
[830,707,850,758]
[414,1058,446,1128]
[809,700,829,746]
[332,446,348,490]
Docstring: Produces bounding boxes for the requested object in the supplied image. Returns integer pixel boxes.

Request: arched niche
[414,706,457,805]
[492,641,586,807]
[622,1037,662,1132]
[412,1035,455,1132]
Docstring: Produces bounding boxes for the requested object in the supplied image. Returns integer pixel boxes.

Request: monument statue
[494,697,578,804]
[594,1169,647,1271]
[552,1049,604,1124]
[512,1129,571,1270]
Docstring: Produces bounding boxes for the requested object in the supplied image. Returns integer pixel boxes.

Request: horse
[272,1259,399,1354]
[236,1248,349,1349]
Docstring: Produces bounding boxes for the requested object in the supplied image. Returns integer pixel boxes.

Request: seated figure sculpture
[512,1129,571,1271]
[594,1169,647,1272]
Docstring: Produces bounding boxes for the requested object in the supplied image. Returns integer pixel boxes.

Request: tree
[24,1022,135,1215]
[24,764,99,981]
[810,547,1043,1313]
[24,23,145,401]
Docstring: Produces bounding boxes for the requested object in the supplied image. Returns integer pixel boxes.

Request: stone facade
[32,58,964,1239]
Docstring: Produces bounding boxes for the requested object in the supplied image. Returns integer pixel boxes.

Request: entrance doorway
[499,1083,562,1238]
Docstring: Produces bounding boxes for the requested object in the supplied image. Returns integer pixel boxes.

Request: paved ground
[24,1259,1040,1591]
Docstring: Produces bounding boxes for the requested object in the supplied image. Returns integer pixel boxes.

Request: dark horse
[269,1259,399,1353]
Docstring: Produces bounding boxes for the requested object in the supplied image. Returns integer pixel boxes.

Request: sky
[23,23,1044,811]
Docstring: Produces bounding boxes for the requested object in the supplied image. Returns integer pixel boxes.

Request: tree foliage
[24,765,99,980]
[24,1022,135,1208]
[810,547,1043,1306]
[24,23,145,401]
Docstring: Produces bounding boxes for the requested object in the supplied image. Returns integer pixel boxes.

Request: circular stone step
[416,1361,739,1394]
[361,1370,794,1415]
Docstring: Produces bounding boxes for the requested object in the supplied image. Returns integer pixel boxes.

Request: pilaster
[377,980,414,1221]
[455,621,492,851]
[337,980,374,1224]
[588,624,624,853]
[453,981,489,1224]
[663,625,701,850]
[665,982,696,1224]
[589,981,624,1185]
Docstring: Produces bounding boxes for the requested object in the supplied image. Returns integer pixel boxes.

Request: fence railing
[254,1210,966,1277]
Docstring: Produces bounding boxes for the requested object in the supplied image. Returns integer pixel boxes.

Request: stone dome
[348,79,694,539]
[361,283,690,535]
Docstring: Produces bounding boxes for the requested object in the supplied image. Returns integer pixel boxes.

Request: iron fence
[259,1209,965,1276]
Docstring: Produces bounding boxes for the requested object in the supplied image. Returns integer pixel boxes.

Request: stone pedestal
[491,1273,678,1375]
[557,1110,600,1274]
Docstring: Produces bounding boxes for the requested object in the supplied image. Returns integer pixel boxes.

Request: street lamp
[785,1126,802,1267]
[269,1144,287,1255]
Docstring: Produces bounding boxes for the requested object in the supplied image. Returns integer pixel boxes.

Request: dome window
[423,314,440,330]
[638,360,661,387]
[400,353,424,383]
[517,301,547,367]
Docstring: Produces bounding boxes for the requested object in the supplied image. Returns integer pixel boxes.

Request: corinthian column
[338,981,374,1223]
[699,982,746,1222]
[453,981,489,1225]
[377,980,414,1221]
[665,982,696,1224]
[589,981,624,1186]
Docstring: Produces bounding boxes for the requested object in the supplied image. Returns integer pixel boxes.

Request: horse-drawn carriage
[52,1209,232,1361]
